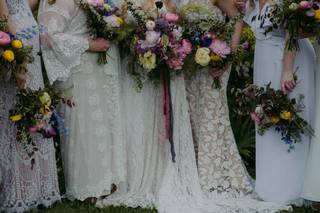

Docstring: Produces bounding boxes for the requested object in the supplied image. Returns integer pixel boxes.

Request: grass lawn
[26,199,319,213]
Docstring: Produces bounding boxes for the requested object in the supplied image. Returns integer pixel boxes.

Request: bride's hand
[281,68,296,94]
[14,64,28,89]
[88,38,111,53]
[234,0,245,11]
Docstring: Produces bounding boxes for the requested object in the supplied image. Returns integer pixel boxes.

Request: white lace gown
[302,42,320,202]
[98,0,291,212]
[0,0,60,212]
[244,0,315,205]
[38,0,126,201]
[184,0,255,198]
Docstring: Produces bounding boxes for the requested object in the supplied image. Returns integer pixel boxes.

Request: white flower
[146,20,156,31]
[140,31,161,49]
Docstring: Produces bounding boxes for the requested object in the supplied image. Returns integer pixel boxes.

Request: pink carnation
[167,58,183,70]
[0,31,11,46]
[250,112,262,124]
[209,39,231,58]
[164,12,179,23]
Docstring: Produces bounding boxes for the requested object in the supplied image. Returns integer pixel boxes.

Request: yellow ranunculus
[10,114,23,122]
[11,40,23,49]
[2,50,15,62]
[210,52,222,62]
[39,92,52,107]
[115,17,124,26]
[314,10,320,20]
[195,47,211,66]
[139,51,156,71]
[271,117,280,124]
[40,105,51,116]
[280,111,293,120]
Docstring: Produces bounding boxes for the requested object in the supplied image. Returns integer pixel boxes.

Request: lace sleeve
[38,0,89,84]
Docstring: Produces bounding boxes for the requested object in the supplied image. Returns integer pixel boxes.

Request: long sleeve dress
[38,0,126,201]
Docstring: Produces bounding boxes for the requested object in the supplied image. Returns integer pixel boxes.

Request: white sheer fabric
[244,0,315,205]
[98,0,291,212]
[38,0,126,201]
[0,0,60,212]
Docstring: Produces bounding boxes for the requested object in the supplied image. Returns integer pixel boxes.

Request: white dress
[301,42,320,202]
[184,0,255,198]
[38,0,126,201]
[0,0,60,212]
[244,0,316,205]
[98,0,291,212]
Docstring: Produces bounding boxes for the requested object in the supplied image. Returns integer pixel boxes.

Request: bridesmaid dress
[38,0,126,201]
[184,0,255,199]
[301,41,320,202]
[244,0,315,205]
[0,0,60,212]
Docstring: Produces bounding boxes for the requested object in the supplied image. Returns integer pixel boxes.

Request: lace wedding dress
[0,0,60,212]
[184,0,255,198]
[98,0,291,212]
[38,0,126,201]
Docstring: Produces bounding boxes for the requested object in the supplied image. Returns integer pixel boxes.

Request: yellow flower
[195,47,211,66]
[104,4,112,11]
[2,50,15,62]
[115,17,124,26]
[139,51,156,70]
[10,114,23,122]
[39,92,52,107]
[271,117,280,124]
[314,10,320,20]
[280,111,293,120]
[210,52,222,62]
[11,40,23,49]
[39,105,51,116]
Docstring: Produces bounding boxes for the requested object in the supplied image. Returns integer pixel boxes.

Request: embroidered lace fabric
[0,0,60,212]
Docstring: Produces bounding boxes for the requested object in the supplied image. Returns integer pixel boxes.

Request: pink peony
[0,31,11,46]
[250,112,262,124]
[164,12,179,23]
[209,39,231,58]
[87,0,104,7]
[299,1,312,9]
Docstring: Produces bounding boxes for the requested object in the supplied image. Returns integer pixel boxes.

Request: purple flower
[242,41,251,50]
[200,36,212,47]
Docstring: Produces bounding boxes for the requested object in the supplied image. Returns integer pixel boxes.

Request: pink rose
[250,112,262,124]
[209,39,231,58]
[299,1,312,9]
[164,12,179,23]
[87,0,104,7]
[0,31,11,46]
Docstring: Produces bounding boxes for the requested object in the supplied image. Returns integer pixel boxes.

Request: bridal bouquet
[266,0,320,49]
[9,87,71,162]
[126,0,192,89]
[0,17,33,81]
[233,83,314,152]
[180,3,234,89]
[79,0,133,64]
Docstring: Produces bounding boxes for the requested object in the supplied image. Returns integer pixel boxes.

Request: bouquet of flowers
[180,3,234,89]
[266,0,320,50]
[9,87,71,162]
[79,0,134,64]
[232,83,314,152]
[0,17,33,82]
[126,0,192,90]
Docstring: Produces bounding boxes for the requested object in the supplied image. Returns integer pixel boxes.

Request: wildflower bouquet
[0,17,33,82]
[232,83,314,152]
[78,0,133,64]
[266,0,320,50]
[126,0,192,90]
[9,87,71,161]
[180,3,235,89]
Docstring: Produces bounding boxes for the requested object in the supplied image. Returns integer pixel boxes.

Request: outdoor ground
[26,199,319,213]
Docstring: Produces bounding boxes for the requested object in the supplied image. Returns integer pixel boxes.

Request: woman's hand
[281,67,296,94]
[14,64,28,89]
[88,38,111,53]
[234,0,245,11]
[209,64,230,79]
